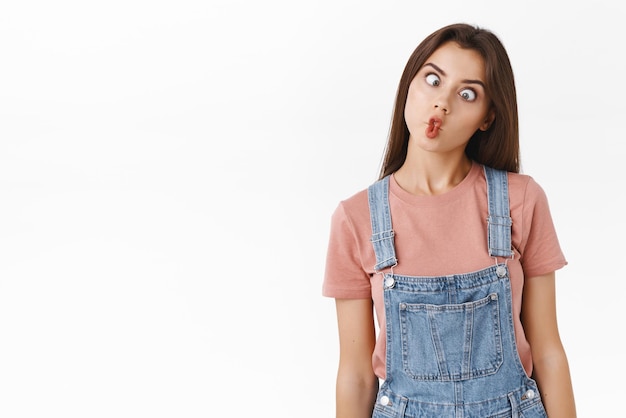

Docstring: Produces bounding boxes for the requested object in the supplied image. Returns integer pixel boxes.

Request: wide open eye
[459,88,477,102]
[425,73,440,87]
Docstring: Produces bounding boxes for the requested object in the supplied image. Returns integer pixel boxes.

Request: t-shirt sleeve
[518,177,568,278]
[322,202,372,299]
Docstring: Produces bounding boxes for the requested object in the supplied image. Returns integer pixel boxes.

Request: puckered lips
[425,117,442,139]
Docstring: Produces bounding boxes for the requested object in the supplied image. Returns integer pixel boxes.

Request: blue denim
[367,166,547,418]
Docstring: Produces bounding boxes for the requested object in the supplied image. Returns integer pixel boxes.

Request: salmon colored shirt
[322,162,567,380]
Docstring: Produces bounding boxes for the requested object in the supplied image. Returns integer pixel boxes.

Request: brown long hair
[379,23,519,179]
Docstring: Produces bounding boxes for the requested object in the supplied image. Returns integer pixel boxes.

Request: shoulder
[331,186,370,229]
[507,171,550,207]
[506,172,566,274]
[333,181,375,217]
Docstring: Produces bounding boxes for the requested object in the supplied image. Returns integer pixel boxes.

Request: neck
[394,152,473,196]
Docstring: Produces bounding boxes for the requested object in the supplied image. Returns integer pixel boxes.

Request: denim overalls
[368,166,547,418]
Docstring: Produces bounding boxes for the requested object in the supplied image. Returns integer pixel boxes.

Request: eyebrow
[423,63,486,89]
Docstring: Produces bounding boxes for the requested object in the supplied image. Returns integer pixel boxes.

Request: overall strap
[484,166,513,258]
[367,176,398,271]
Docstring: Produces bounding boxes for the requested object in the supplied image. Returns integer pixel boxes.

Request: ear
[479,109,496,131]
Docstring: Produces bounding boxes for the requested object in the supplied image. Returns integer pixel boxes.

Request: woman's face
[404,41,495,156]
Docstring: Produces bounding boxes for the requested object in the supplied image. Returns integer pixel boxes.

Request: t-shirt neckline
[389,161,481,207]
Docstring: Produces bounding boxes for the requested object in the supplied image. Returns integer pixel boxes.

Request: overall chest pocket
[399,292,503,381]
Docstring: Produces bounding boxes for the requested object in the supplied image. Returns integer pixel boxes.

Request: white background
[1,1,624,417]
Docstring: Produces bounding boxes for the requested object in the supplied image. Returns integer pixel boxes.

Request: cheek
[403,101,419,133]
[404,88,425,127]
[466,108,492,130]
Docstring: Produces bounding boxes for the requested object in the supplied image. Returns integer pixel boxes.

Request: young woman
[323,23,577,417]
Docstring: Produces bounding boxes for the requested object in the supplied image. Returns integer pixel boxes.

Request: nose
[434,102,449,114]
[434,93,450,114]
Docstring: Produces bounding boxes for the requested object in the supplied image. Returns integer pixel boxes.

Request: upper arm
[521,272,565,361]
[521,274,577,416]
[334,298,379,416]
[335,298,377,376]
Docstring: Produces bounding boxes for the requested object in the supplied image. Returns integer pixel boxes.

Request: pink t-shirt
[322,162,567,380]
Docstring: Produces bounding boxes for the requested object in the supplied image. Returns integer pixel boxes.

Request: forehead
[422,42,487,81]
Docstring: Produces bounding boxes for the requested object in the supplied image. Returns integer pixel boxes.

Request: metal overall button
[521,389,535,400]
[380,395,391,406]
[496,265,507,277]
[384,276,395,289]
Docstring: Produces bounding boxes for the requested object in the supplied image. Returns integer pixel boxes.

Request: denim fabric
[485,165,514,259]
[367,166,547,418]
[368,175,398,272]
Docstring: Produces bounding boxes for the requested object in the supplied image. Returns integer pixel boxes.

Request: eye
[459,88,477,102]
[425,73,440,86]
